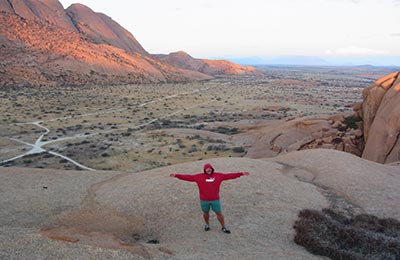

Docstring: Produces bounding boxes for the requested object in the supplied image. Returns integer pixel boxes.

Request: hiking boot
[204,224,210,231]
[221,227,231,234]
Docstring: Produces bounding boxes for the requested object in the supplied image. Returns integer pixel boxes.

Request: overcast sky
[59,0,400,61]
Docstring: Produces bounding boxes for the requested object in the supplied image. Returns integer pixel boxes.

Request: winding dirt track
[1,87,211,170]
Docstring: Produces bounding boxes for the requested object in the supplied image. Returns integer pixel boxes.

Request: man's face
[205,168,213,175]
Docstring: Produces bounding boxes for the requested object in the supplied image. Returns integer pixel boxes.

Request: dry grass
[293,208,400,260]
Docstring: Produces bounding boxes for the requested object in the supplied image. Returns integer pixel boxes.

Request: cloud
[326,46,386,56]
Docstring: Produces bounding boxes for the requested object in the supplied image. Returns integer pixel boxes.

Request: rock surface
[355,71,400,163]
[230,114,364,158]
[1,0,78,31]
[66,3,148,55]
[1,149,399,259]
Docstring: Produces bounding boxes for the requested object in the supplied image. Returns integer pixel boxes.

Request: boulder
[361,72,399,142]
[362,72,400,163]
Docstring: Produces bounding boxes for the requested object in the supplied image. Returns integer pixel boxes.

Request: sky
[59,0,400,65]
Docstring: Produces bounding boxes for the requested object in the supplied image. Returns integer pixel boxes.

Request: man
[170,163,250,234]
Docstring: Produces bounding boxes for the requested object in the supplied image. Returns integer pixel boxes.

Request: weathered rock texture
[0,0,77,31]
[0,150,399,259]
[354,72,400,163]
[66,3,148,55]
[229,114,364,159]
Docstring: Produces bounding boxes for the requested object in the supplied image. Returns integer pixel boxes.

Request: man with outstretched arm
[170,163,250,234]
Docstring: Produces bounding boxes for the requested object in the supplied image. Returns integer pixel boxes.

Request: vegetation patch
[293,208,400,260]
[344,116,362,129]
[209,126,243,135]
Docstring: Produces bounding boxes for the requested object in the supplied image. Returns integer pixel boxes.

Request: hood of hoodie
[203,163,215,174]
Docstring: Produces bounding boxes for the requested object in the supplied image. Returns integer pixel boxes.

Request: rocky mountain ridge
[0,0,258,87]
[0,12,212,87]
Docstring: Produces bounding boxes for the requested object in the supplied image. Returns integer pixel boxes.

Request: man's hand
[170,174,177,177]
[242,172,250,176]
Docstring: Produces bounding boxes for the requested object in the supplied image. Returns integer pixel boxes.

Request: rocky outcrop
[358,72,399,141]
[355,72,400,163]
[201,59,261,76]
[229,114,364,159]
[154,51,261,76]
[153,51,207,72]
[66,4,148,55]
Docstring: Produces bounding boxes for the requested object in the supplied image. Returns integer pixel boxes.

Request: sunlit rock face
[357,72,400,163]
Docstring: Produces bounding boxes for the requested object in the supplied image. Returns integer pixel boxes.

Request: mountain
[155,51,261,76]
[0,11,212,87]
[0,0,256,87]
[65,4,147,55]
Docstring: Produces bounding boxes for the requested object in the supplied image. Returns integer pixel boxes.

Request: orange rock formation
[355,72,400,163]
[0,0,258,87]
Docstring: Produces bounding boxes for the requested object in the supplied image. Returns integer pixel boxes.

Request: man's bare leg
[216,212,225,227]
[203,212,210,225]
[216,213,231,233]
[203,212,210,231]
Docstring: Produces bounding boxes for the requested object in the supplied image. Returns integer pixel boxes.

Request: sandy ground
[1,149,399,259]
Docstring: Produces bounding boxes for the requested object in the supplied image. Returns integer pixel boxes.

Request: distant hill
[228,56,330,66]
[228,55,400,67]
[154,51,261,76]
[0,0,258,87]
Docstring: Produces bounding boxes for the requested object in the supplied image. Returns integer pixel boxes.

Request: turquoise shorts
[200,200,222,213]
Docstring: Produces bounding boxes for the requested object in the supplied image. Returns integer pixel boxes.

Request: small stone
[322,136,333,144]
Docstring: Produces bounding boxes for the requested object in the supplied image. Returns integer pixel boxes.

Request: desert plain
[0,66,393,172]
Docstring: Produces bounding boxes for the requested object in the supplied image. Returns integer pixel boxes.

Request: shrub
[207,144,229,151]
[293,208,400,260]
[344,116,362,129]
[232,146,246,153]
[210,126,243,135]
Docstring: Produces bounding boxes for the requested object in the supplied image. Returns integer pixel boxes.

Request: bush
[232,146,246,153]
[344,116,362,129]
[293,208,400,260]
[207,144,229,151]
[210,126,243,135]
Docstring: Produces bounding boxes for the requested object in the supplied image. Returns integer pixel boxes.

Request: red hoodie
[174,163,244,201]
